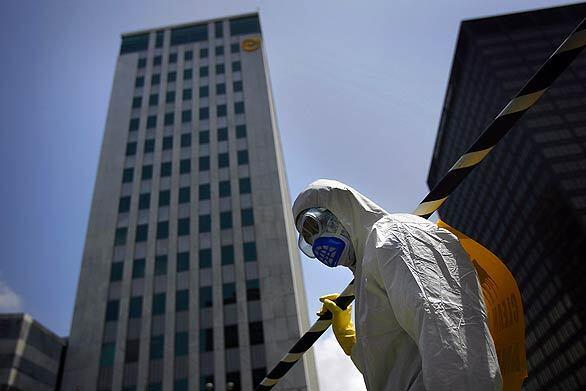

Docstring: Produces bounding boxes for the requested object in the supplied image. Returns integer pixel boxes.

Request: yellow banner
[437,220,527,391]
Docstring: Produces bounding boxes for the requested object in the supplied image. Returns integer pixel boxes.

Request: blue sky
[0,1,576,386]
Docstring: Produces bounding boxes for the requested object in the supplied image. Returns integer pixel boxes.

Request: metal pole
[256,18,586,391]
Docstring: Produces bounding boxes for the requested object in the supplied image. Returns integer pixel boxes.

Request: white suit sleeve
[375,226,502,391]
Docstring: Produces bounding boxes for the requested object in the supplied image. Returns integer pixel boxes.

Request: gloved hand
[317,293,356,355]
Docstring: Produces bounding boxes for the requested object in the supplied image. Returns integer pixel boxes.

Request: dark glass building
[428,4,586,390]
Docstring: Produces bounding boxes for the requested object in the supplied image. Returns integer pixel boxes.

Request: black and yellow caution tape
[256,18,586,391]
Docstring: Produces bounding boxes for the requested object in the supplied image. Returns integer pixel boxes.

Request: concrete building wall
[62,14,317,391]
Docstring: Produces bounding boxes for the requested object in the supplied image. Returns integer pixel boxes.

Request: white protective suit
[293,179,502,391]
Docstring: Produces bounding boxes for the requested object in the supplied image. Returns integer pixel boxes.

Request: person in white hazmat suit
[293,179,502,391]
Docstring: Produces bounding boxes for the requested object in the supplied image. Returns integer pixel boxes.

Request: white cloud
[0,280,23,312]
[314,333,367,391]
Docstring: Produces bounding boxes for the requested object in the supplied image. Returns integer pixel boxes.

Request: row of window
[138,43,241,70]
[135,60,242,88]
[114,208,253,244]
[119,179,251,215]
[122,151,249,184]
[110,242,257,283]
[133,82,242,109]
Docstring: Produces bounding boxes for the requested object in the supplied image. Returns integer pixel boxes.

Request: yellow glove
[318,293,356,355]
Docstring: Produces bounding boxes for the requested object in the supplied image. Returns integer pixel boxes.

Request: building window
[157,221,169,239]
[199,130,210,144]
[233,80,243,92]
[222,245,234,265]
[200,47,208,58]
[249,322,264,345]
[219,181,231,197]
[148,383,162,391]
[199,248,212,269]
[115,227,127,245]
[129,118,139,132]
[241,208,254,226]
[178,187,190,203]
[199,214,211,232]
[135,76,144,88]
[149,94,159,106]
[175,332,188,356]
[184,50,193,61]
[132,259,145,279]
[252,368,266,389]
[159,190,170,206]
[231,43,239,53]
[217,127,228,141]
[226,372,240,391]
[217,104,227,117]
[239,178,251,194]
[232,61,241,72]
[153,55,162,66]
[168,71,177,82]
[236,125,246,138]
[220,211,232,230]
[218,153,229,168]
[181,133,191,147]
[175,379,188,391]
[154,255,167,276]
[156,31,164,47]
[122,168,134,183]
[151,74,161,85]
[199,86,209,98]
[152,293,166,315]
[129,296,143,318]
[162,136,173,150]
[223,283,236,305]
[200,328,213,352]
[135,224,148,242]
[182,110,192,123]
[216,83,226,95]
[160,162,172,177]
[110,262,124,281]
[169,53,177,63]
[243,242,257,262]
[234,102,245,114]
[200,287,213,308]
[178,218,190,236]
[138,193,151,210]
[179,159,191,174]
[183,69,192,80]
[166,91,175,103]
[215,21,223,38]
[100,343,115,367]
[200,66,209,77]
[199,107,209,120]
[177,252,189,272]
[105,300,119,321]
[144,139,155,153]
[215,64,225,74]
[126,142,137,156]
[215,46,224,56]
[119,196,131,213]
[132,97,142,108]
[141,165,153,180]
[150,335,164,359]
[199,184,211,200]
[164,112,174,125]
[224,325,238,348]
[138,58,147,68]
[247,279,260,301]
[147,115,157,128]
[199,156,210,171]
[176,290,189,311]
[237,150,249,165]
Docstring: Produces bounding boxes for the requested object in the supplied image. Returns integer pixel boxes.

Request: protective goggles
[296,208,351,262]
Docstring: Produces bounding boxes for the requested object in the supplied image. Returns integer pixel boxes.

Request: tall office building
[62,14,318,391]
[428,4,586,390]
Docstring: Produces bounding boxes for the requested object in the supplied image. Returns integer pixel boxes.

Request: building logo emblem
[242,37,261,52]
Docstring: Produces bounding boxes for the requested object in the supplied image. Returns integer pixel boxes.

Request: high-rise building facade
[62,14,318,391]
[428,4,586,390]
[0,313,67,391]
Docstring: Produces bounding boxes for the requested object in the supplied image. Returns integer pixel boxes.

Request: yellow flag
[437,220,528,391]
